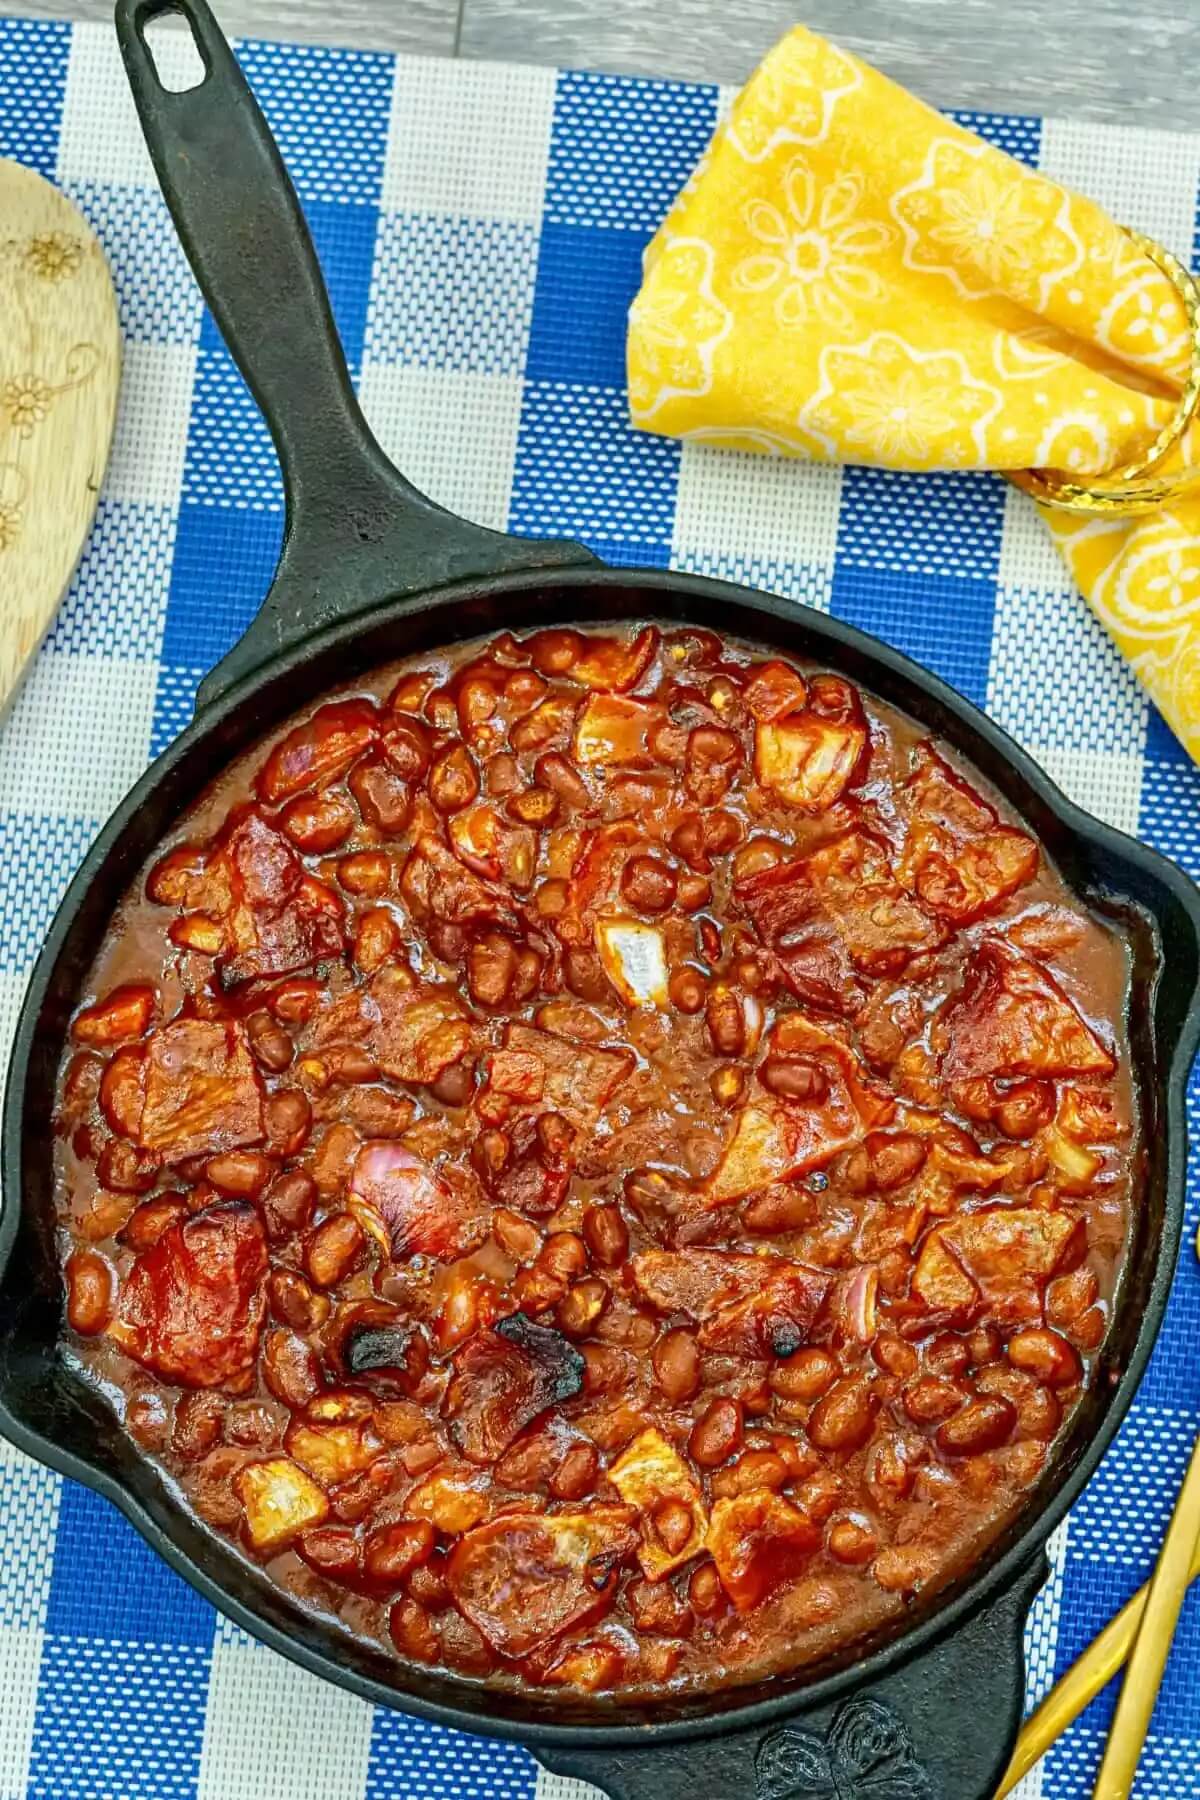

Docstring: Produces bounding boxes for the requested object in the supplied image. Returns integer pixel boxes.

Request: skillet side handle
[114,0,594,708]
[533,1553,1048,1800]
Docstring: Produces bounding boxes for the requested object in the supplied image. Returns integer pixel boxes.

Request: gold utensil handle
[997,1525,1200,1796]
[1090,1432,1200,1798]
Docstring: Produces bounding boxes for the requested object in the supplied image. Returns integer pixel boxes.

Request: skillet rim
[2,560,1198,1749]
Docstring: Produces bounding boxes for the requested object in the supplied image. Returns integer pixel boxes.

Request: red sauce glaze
[54,624,1136,1697]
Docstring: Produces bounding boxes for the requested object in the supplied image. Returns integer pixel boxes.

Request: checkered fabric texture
[0,16,1198,1799]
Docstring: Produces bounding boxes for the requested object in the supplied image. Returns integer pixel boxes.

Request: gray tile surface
[4,0,1200,126]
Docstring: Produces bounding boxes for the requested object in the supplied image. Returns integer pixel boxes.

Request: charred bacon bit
[72,984,156,1048]
[573,694,666,768]
[607,1427,708,1579]
[445,1508,638,1657]
[236,1458,329,1550]
[109,1201,267,1387]
[443,1313,584,1464]
[136,1019,264,1162]
[753,704,868,811]
[941,941,1116,1083]
[502,1023,632,1134]
[898,746,1038,924]
[255,698,380,804]
[705,1088,865,1207]
[348,1140,490,1262]
[331,1300,431,1396]
[706,1491,821,1611]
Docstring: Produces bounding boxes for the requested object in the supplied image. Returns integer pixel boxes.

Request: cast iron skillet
[2,2,1199,1794]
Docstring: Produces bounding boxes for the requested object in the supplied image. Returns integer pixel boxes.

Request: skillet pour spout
[2,2,1199,1797]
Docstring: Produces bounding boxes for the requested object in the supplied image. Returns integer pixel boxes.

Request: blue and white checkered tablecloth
[1,15,1198,1798]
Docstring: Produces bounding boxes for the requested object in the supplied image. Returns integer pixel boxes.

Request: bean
[758,1056,828,1102]
[492,1207,542,1263]
[967,1324,1002,1366]
[807,1376,878,1452]
[125,1386,170,1451]
[705,984,745,1056]
[120,1194,187,1250]
[243,1013,293,1079]
[688,1561,726,1617]
[65,1249,113,1335]
[711,1450,789,1499]
[467,932,516,1008]
[265,1089,312,1156]
[538,1232,588,1281]
[305,1213,366,1288]
[873,1335,918,1379]
[902,1376,967,1425]
[338,851,391,897]
[281,791,356,852]
[535,752,590,811]
[564,945,609,1000]
[925,1333,970,1378]
[620,854,677,914]
[206,1149,272,1197]
[364,1520,435,1591]
[936,1394,1016,1456]
[1007,1327,1083,1387]
[653,1328,700,1403]
[430,1060,473,1107]
[828,1515,878,1566]
[1069,1305,1107,1351]
[549,1442,599,1501]
[668,966,707,1014]
[732,838,785,883]
[428,744,479,813]
[406,1553,451,1612]
[670,815,709,871]
[268,1269,329,1333]
[389,1597,439,1663]
[872,1546,937,1594]
[269,979,323,1025]
[582,1204,629,1269]
[689,1397,744,1468]
[652,1497,696,1556]
[677,873,712,912]
[349,758,411,835]
[508,786,559,826]
[354,908,400,972]
[263,1169,317,1242]
[711,1065,746,1109]
[769,1347,837,1403]
[262,1328,320,1409]
[557,1278,610,1337]
[173,1391,225,1460]
[795,1469,843,1523]
[743,1186,815,1234]
[224,1400,279,1450]
[97,1138,158,1193]
[630,1578,694,1637]
[536,1112,575,1166]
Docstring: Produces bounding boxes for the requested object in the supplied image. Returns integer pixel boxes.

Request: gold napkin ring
[1012,230,1200,517]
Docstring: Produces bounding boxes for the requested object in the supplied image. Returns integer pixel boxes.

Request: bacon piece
[608,1427,708,1579]
[137,1019,263,1161]
[314,968,473,1086]
[631,1250,830,1357]
[706,1089,864,1207]
[236,1459,329,1549]
[348,1140,490,1261]
[897,746,1037,924]
[109,1201,267,1386]
[743,660,808,723]
[754,694,868,810]
[941,941,1115,1083]
[72,985,155,1048]
[400,833,519,931]
[255,698,379,803]
[502,1023,632,1134]
[445,1508,638,1657]
[563,626,658,693]
[706,1491,821,1611]
[443,1313,584,1464]
[573,695,666,768]
[737,830,942,1011]
[916,1206,1085,1325]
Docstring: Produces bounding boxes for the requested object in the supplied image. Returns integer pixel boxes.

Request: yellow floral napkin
[627,26,1200,760]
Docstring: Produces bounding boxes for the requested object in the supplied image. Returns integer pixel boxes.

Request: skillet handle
[114,0,594,708]
[532,1554,1048,1800]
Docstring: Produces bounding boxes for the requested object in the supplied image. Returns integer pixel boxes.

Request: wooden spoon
[0,160,120,712]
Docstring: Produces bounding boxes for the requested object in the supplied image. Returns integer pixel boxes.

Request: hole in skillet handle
[135,0,209,93]
[531,1554,1045,1800]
